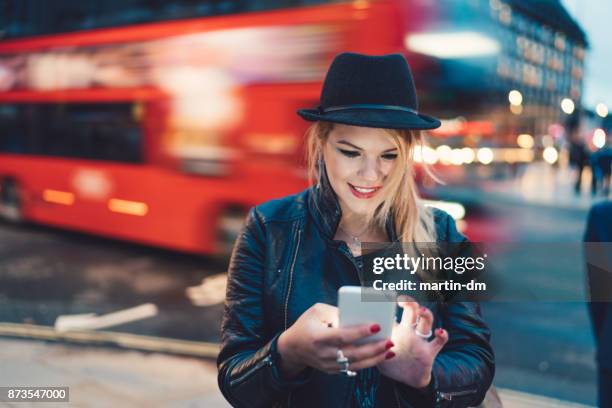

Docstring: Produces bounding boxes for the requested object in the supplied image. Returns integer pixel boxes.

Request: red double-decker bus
[1,0,433,255]
[6,0,570,250]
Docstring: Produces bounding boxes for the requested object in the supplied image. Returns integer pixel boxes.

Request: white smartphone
[338,286,396,345]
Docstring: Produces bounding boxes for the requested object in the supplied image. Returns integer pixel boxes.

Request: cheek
[380,160,397,179]
[325,154,355,185]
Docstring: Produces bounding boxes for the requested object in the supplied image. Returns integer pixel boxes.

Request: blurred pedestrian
[590,147,611,196]
[569,138,589,194]
[217,53,494,407]
[584,200,612,407]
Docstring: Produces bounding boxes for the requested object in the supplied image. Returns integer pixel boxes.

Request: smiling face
[322,124,400,218]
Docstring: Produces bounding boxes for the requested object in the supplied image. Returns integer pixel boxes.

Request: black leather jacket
[217,184,494,407]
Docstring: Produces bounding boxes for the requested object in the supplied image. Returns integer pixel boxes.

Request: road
[0,189,599,406]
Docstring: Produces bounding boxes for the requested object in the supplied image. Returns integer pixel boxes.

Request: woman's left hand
[377,297,448,389]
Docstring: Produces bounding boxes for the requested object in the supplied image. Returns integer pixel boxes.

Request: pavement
[0,338,594,408]
[0,338,229,408]
[426,162,609,220]
[480,162,608,211]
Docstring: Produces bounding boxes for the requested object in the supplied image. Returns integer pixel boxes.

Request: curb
[0,322,220,358]
[498,387,594,408]
[430,186,595,214]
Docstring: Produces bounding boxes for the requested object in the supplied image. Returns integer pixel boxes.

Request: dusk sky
[562,0,612,110]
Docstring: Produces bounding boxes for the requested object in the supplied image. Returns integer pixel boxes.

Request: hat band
[321,104,418,115]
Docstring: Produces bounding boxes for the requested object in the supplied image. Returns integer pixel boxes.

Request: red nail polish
[370,324,381,333]
[385,340,394,350]
[385,351,396,359]
[420,306,426,313]
[436,328,444,336]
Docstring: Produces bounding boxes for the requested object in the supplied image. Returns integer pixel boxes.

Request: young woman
[217,53,494,407]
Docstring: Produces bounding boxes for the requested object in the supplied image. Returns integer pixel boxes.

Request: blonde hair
[305,121,438,243]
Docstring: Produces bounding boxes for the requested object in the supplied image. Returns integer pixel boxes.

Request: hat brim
[297,108,441,130]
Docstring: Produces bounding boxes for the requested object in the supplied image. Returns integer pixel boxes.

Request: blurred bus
[0,0,426,255]
[0,0,586,252]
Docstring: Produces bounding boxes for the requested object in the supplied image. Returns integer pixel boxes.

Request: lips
[348,183,381,199]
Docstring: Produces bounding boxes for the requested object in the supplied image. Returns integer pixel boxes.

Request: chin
[339,197,373,217]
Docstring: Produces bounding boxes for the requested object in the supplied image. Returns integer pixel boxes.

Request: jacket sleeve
[395,211,495,407]
[217,207,310,407]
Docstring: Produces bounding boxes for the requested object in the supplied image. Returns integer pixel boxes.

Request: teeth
[353,186,376,193]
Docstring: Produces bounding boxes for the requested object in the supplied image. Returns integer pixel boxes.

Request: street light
[543,147,559,164]
[436,145,452,165]
[461,147,475,164]
[561,98,575,115]
[477,147,494,165]
[508,90,523,106]
[593,128,606,148]
[596,103,609,118]
[516,133,534,149]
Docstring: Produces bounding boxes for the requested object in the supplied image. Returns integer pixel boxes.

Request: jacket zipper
[284,227,301,408]
[435,388,478,402]
[229,355,273,387]
[284,227,301,330]
[393,385,401,408]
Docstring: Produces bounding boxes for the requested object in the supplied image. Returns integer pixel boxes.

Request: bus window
[0,103,144,163]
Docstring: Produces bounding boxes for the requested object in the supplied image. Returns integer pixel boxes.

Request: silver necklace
[338,224,370,248]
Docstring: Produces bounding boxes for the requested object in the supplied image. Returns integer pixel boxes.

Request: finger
[349,349,395,371]
[397,294,416,304]
[430,328,449,354]
[316,345,341,362]
[416,306,434,339]
[318,323,380,346]
[312,348,346,373]
[342,338,394,363]
[398,300,419,328]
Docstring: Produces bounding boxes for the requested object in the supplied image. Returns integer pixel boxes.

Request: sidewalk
[433,162,608,213]
[0,338,229,408]
[481,162,606,211]
[0,338,594,408]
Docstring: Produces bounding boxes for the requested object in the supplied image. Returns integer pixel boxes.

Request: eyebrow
[336,140,398,153]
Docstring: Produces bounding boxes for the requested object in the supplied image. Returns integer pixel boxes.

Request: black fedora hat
[298,52,441,130]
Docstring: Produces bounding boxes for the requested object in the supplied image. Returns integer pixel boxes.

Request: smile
[348,183,381,199]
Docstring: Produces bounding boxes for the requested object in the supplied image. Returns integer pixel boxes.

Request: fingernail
[385,351,396,359]
[419,306,426,313]
[385,340,394,350]
[370,324,381,333]
[436,328,443,336]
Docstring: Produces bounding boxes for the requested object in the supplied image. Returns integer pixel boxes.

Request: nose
[357,156,380,182]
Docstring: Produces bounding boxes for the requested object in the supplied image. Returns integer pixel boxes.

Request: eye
[338,148,360,158]
[381,153,398,160]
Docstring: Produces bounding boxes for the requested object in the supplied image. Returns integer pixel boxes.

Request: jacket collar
[308,168,398,242]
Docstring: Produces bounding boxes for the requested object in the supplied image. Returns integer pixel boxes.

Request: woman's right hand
[277,303,395,378]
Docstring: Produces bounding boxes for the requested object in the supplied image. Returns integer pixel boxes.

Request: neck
[338,211,369,237]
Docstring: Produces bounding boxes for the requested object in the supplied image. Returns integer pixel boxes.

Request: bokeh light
[560,98,575,114]
[508,90,523,106]
[477,147,494,164]
[543,147,559,164]
[593,128,606,148]
[517,134,534,149]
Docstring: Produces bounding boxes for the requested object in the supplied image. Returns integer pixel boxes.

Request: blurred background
[0,0,610,406]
